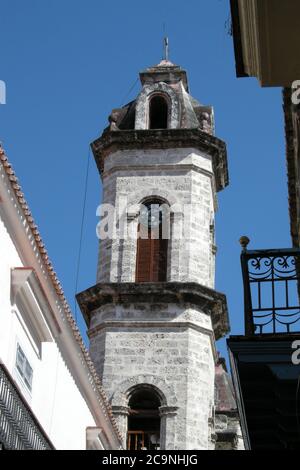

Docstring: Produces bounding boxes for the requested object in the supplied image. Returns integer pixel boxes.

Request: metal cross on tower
[163,37,169,61]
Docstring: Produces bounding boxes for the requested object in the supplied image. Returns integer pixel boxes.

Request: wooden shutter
[136,231,152,282]
[136,226,168,282]
[157,237,168,281]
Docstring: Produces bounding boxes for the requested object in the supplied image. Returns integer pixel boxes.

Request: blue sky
[0,0,290,358]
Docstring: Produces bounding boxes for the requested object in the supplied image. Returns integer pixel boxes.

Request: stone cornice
[88,321,213,337]
[91,129,229,192]
[76,282,230,341]
[103,163,213,180]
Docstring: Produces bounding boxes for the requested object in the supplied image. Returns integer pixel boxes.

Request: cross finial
[163,37,169,61]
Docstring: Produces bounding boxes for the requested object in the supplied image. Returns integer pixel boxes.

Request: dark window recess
[16,344,33,392]
[149,96,168,129]
[136,202,168,282]
[127,388,161,450]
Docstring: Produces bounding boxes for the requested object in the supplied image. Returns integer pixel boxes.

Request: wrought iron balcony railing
[240,238,300,336]
[0,363,54,450]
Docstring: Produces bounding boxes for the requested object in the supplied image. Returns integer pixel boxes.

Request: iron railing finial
[239,236,250,252]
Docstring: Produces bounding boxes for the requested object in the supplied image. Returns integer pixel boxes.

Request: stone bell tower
[77,58,230,450]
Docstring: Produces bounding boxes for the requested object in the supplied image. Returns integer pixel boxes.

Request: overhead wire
[119,77,139,108]
[73,76,140,323]
[74,146,91,322]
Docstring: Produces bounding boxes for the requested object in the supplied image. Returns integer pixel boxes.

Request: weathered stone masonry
[77,59,239,450]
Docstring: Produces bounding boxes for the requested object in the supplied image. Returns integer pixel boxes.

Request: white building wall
[0,207,104,450]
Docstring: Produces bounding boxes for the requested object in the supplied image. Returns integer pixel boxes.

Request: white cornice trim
[11,267,59,343]
[236,0,277,86]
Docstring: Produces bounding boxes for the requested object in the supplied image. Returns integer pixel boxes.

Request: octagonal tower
[77,59,230,450]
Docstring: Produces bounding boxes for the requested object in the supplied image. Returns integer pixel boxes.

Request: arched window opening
[136,200,169,282]
[127,388,161,450]
[149,95,168,129]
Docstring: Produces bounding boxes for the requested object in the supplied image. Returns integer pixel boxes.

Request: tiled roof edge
[0,145,122,445]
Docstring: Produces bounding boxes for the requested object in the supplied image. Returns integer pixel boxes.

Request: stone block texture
[87,145,229,449]
[89,302,215,450]
[79,60,237,450]
[97,147,217,289]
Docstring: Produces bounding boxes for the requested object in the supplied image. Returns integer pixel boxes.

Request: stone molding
[111,406,130,416]
[111,375,177,407]
[91,128,228,192]
[159,406,179,417]
[76,282,229,341]
[135,82,180,130]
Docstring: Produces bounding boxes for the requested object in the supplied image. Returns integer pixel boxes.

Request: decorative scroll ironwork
[0,364,54,450]
[241,248,300,335]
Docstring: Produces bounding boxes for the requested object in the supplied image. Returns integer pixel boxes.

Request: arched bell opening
[149,95,169,129]
[127,386,161,450]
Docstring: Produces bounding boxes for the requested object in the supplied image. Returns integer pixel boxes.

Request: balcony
[0,364,54,450]
[240,238,300,336]
[228,239,300,450]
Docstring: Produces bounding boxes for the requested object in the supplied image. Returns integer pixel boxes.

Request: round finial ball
[239,236,250,250]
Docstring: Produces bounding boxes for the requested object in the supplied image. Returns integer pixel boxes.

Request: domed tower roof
[92,56,228,193]
[106,59,215,134]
